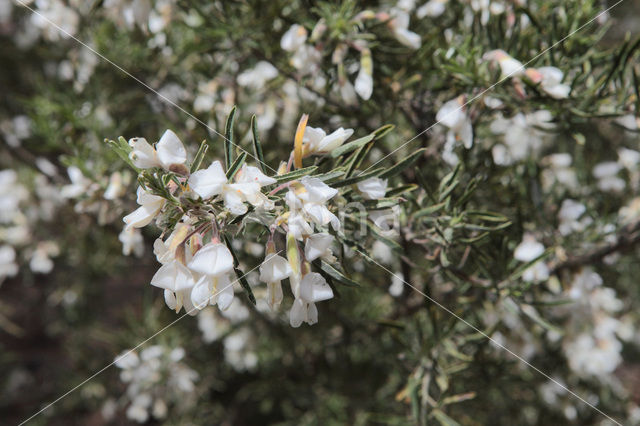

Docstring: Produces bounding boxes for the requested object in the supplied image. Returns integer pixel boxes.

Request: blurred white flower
[357,177,388,200]
[593,161,624,192]
[280,24,308,51]
[237,61,278,90]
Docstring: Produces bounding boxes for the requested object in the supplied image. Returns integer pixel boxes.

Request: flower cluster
[117,117,392,327]
[113,345,198,423]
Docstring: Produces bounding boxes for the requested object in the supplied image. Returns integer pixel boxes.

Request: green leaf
[190,140,209,173]
[412,202,447,219]
[372,123,395,139]
[224,106,237,169]
[313,168,347,183]
[234,267,257,306]
[332,167,385,188]
[226,151,247,180]
[250,115,267,173]
[107,137,140,172]
[379,148,425,179]
[273,166,318,183]
[432,409,461,426]
[318,261,360,287]
[330,133,375,158]
[385,184,418,197]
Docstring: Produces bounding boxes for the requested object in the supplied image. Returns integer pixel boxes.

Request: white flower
[128,137,159,169]
[280,24,308,52]
[471,0,505,25]
[490,111,554,166]
[389,272,405,297]
[123,186,166,230]
[104,171,127,200]
[618,147,640,170]
[593,161,625,192]
[128,129,187,171]
[191,273,235,311]
[237,61,278,90]
[436,96,473,157]
[29,243,58,274]
[287,212,314,240]
[187,242,235,277]
[290,272,334,327]
[151,259,195,293]
[389,10,421,49]
[304,233,334,261]
[259,252,291,310]
[259,253,291,282]
[514,235,545,262]
[483,50,525,77]
[197,307,228,343]
[338,79,359,106]
[416,0,448,18]
[514,235,549,283]
[153,222,191,264]
[558,199,591,236]
[357,177,388,200]
[526,67,570,99]
[354,68,373,101]
[60,166,95,199]
[190,162,275,215]
[188,160,227,199]
[119,227,145,257]
[354,49,373,100]
[0,245,18,285]
[303,126,354,155]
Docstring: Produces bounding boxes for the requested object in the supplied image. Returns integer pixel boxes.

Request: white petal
[354,70,373,100]
[304,233,334,261]
[300,272,334,303]
[394,28,421,49]
[280,24,307,52]
[235,164,277,186]
[514,237,545,262]
[303,126,326,151]
[156,129,187,169]
[128,137,160,169]
[299,177,338,202]
[123,202,163,229]
[289,298,306,327]
[267,281,283,310]
[316,128,354,153]
[191,276,213,309]
[259,253,292,282]
[164,289,177,310]
[356,177,388,200]
[305,302,318,325]
[215,275,235,310]
[188,161,226,199]
[222,186,249,215]
[187,242,235,276]
[150,260,194,292]
[436,98,466,129]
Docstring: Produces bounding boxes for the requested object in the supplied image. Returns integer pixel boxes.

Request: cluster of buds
[113,112,399,327]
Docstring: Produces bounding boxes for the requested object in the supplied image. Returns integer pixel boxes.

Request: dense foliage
[2,0,640,424]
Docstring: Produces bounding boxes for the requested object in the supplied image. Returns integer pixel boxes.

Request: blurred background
[2,0,640,425]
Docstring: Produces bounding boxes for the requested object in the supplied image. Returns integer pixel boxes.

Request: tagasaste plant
[4,0,640,425]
